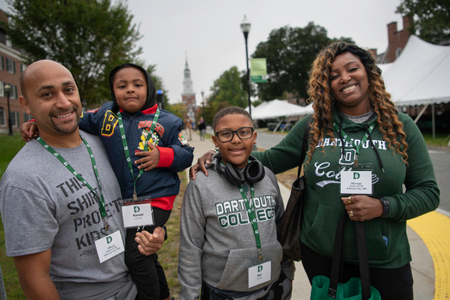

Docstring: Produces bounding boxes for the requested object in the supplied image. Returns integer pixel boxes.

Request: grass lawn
[260,128,450,146]
[257,127,291,135]
[0,134,26,299]
[204,132,213,141]
[159,171,186,298]
[421,132,450,146]
[0,134,26,181]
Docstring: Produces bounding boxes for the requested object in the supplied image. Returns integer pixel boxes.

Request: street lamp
[4,84,13,136]
[201,90,205,118]
[240,15,252,117]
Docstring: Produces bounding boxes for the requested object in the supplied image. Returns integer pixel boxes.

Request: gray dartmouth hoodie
[178,155,287,300]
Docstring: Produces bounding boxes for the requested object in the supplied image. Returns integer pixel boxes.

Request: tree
[4,0,142,106]
[165,103,185,120]
[397,0,450,45]
[251,22,353,103]
[146,64,171,109]
[200,66,248,124]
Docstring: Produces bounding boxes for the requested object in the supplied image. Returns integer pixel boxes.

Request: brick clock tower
[182,57,196,123]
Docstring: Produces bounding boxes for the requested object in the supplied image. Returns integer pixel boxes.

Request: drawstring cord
[337,113,385,173]
[365,124,385,173]
[338,115,345,158]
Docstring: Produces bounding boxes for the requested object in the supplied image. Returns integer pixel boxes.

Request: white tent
[377,63,393,75]
[379,35,450,106]
[244,104,256,114]
[251,99,312,120]
[303,103,314,115]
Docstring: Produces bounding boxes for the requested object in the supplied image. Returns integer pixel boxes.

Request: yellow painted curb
[408,211,450,300]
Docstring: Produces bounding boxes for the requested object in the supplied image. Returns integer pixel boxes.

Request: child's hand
[20,122,39,142]
[134,142,160,171]
[135,226,165,255]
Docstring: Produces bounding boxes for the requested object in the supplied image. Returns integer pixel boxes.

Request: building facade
[181,57,196,125]
[376,16,411,64]
[0,10,30,134]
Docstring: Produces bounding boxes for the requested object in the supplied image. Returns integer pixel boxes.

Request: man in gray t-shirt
[0,60,165,300]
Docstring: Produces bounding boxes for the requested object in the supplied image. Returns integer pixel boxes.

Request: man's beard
[50,108,80,135]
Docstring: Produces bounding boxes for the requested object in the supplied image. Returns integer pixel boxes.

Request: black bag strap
[328,210,346,299]
[328,211,372,300]
[297,115,313,178]
[355,221,371,300]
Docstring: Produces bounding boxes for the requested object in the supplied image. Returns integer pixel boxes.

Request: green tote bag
[310,211,381,300]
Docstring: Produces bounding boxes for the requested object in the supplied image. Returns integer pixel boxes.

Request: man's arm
[13,249,61,300]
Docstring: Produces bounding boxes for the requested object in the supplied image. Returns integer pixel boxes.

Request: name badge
[95,230,124,263]
[248,261,271,288]
[340,170,372,195]
[122,203,153,228]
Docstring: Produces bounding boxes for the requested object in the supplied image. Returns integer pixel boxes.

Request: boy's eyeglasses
[215,127,254,143]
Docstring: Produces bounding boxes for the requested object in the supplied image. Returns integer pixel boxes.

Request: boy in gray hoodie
[178,107,293,300]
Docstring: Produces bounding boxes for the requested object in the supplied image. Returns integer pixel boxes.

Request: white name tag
[248,261,271,288]
[122,203,153,228]
[340,170,372,194]
[95,230,124,263]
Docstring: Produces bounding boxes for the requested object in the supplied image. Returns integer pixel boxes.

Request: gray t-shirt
[0,131,135,299]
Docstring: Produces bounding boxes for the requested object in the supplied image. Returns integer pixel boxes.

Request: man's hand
[135,226,165,255]
[135,142,160,171]
[189,150,216,180]
[20,121,39,142]
[13,249,61,299]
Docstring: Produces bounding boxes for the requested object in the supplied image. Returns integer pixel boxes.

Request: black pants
[301,242,414,300]
[125,207,171,300]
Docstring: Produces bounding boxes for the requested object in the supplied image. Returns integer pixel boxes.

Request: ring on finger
[348,196,352,204]
[349,211,354,218]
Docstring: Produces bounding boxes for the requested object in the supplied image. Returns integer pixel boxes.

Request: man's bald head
[20,60,73,99]
[18,59,82,147]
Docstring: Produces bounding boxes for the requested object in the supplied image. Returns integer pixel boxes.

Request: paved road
[255,130,450,213]
[429,148,450,212]
[254,130,285,149]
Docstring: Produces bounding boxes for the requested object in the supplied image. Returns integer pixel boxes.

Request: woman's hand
[20,122,39,142]
[189,150,216,180]
[341,195,383,222]
[134,142,160,171]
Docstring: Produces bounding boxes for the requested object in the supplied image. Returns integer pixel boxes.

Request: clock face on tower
[187,84,191,89]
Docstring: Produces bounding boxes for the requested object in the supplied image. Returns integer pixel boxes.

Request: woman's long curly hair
[306,42,408,165]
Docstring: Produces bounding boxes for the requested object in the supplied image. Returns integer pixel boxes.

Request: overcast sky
[0,0,405,105]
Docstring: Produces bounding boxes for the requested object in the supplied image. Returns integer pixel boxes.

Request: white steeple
[182,55,194,95]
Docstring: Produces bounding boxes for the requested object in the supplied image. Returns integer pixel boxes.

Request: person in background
[198,116,206,141]
[185,117,193,141]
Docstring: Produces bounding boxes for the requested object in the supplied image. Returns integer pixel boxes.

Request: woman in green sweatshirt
[255,42,440,300]
[191,42,440,300]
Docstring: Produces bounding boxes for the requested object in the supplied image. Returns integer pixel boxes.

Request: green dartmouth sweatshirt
[253,108,440,268]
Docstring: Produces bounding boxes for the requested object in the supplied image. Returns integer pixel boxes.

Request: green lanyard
[237,183,263,261]
[333,122,375,167]
[117,108,160,200]
[36,136,110,231]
